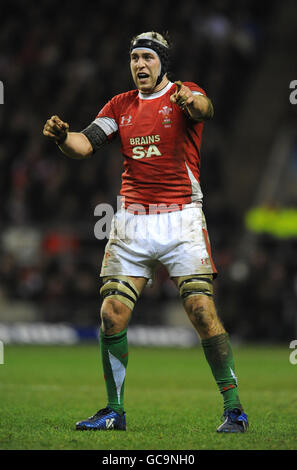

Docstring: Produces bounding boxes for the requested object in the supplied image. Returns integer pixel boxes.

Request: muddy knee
[187,300,225,338]
[101,308,117,334]
[100,298,130,334]
[190,305,212,330]
[99,276,140,334]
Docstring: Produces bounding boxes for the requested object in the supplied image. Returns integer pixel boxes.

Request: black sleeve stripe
[81,123,108,152]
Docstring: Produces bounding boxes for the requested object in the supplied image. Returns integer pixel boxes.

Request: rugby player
[43,31,248,433]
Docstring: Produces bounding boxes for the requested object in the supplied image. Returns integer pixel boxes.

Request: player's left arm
[170,81,214,122]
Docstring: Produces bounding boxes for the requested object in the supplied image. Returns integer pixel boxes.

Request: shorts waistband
[123,201,202,215]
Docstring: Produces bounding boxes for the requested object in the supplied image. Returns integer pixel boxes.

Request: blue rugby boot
[217,408,249,433]
[76,407,126,431]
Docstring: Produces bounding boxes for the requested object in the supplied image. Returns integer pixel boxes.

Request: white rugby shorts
[100,203,217,280]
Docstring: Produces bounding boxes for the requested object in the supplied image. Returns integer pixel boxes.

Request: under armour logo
[106,418,115,429]
[120,115,132,126]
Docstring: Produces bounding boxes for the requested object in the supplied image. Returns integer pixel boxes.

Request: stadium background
[0,0,296,346]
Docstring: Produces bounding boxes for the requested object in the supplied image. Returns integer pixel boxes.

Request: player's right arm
[43,115,108,159]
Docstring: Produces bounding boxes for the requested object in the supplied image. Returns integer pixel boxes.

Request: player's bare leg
[76,276,147,430]
[172,276,248,432]
[182,294,225,339]
[100,276,147,335]
[100,298,132,335]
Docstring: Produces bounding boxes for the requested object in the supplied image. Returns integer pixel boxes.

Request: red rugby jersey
[94,81,206,212]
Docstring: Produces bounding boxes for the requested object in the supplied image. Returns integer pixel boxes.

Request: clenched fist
[43,115,69,144]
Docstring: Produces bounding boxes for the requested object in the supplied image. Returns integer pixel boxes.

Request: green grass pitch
[0,344,296,450]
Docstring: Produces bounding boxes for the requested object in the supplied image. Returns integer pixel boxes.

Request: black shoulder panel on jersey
[81,123,108,152]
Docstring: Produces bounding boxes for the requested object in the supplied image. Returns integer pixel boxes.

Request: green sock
[99,328,129,415]
[201,333,242,411]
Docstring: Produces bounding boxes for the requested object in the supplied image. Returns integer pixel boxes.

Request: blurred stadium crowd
[0,0,295,341]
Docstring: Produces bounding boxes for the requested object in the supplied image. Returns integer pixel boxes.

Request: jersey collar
[138,81,174,100]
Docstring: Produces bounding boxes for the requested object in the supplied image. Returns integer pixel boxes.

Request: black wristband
[55,132,67,145]
[81,123,108,152]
